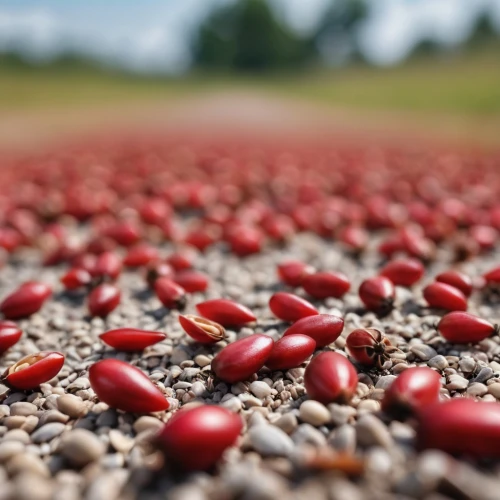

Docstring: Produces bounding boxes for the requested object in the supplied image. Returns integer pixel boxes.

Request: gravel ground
[1,227,500,500]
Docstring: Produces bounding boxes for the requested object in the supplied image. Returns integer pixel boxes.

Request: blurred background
[1,0,499,150]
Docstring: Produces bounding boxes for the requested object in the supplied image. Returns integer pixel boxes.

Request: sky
[0,0,499,73]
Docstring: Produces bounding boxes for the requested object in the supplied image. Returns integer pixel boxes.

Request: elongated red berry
[157,405,242,471]
[99,328,166,351]
[379,258,424,287]
[94,251,122,281]
[179,315,225,344]
[0,282,52,319]
[2,351,64,390]
[154,278,187,310]
[277,260,315,287]
[302,271,350,299]
[269,292,318,322]
[339,225,368,254]
[0,321,22,354]
[228,226,263,256]
[358,276,395,315]
[435,270,473,297]
[196,299,256,326]
[88,283,121,317]
[423,282,467,311]
[283,314,344,347]
[123,244,159,267]
[89,359,169,413]
[417,399,500,458]
[173,270,209,293]
[105,221,141,247]
[483,266,500,285]
[211,334,274,383]
[265,334,316,371]
[145,261,174,287]
[61,268,92,290]
[166,249,197,271]
[304,352,358,404]
[437,311,496,344]
[382,367,441,418]
[346,328,399,368]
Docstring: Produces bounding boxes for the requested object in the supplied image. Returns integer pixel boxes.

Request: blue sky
[0,0,499,72]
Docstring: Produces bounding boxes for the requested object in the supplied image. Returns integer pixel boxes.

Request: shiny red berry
[346,328,399,368]
[173,270,209,293]
[94,251,122,281]
[123,244,159,267]
[228,226,263,256]
[435,270,473,297]
[144,261,174,287]
[61,268,92,290]
[302,271,350,299]
[196,299,256,326]
[179,314,225,344]
[154,278,187,310]
[99,328,166,351]
[358,276,395,315]
[265,334,316,371]
[0,321,22,354]
[423,282,467,311]
[277,260,315,287]
[166,249,197,271]
[379,258,424,287]
[437,311,496,344]
[269,292,318,322]
[283,314,344,347]
[483,266,500,285]
[0,282,52,319]
[88,283,121,317]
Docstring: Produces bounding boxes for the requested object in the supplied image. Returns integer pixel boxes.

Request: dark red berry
[196,299,256,326]
[302,271,350,299]
[283,314,344,347]
[0,321,22,354]
[346,328,399,368]
[277,260,315,287]
[437,311,496,343]
[435,270,473,297]
[265,334,316,371]
[423,282,467,311]
[173,270,209,293]
[154,278,187,310]
[358,276,395,315]
[379,258,424,287]
[61,268,92,290]
[94,251,122,281]
[269,292,318,323]
[99,328,166,351]
[123,244,159,267]
[88,283,121,317]
[0,282,52,319]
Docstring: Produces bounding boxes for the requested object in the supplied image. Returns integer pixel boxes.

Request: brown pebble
[57,395,88,419]
[58,429,106,467]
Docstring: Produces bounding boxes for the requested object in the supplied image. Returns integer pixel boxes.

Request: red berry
[89,359,169,413]
[154,278,187,310]
[144,261,174,287]
[483,266,500,285]
[88,283,121,317]
[2,351,64,390]
[105,221,141,246]
[346,328,398,368]
[265,334,316,371]
[140,198,170,226]
[0,282,52,319]
[435,270,473,297]
[166,249,197,271]
[196,299,256,326]
[61,268,92,290]
[157,405,242,471]
[338,225,368,254]
[381,367,441,418]
[99,328,166,351]
[302,271,350,299]
[423,282,467,311]
[437,311,496,344]
[228,226,263,256]
[277,260,315,287]
[123,244,159,267]
[0,321,22,354]
[173,270,209,293]
[179,314,225,344]
[269,292,318,322]
[358,276,395,315]
[283,314,344,347]
[304,352,358,404]
[417,399,500,458]
[379,258,424,287]
[94,251,122,281]
[211,334,274,383]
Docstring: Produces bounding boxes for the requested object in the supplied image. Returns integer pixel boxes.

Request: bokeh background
[1,0,499,151]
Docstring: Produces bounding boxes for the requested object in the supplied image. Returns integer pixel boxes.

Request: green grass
[1,48,500,115]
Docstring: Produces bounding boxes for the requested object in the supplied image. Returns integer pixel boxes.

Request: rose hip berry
[346,328,400,368]
[89,359,169,413]
[99,328,166,351]
[379,258,424,287]
[435,269,473,297]
[123,244,159,267]
[277,260,315,287]
[381,367,441,418]
[211,334,274,383]
[94,251,122,281]
[437,311,496,344]
[173,270,209,293]
[423,282,467,311]
[358,276,395,315]
[154,278,187,310]
[0,321,22,354]
[196,299,256,326]
[265,334,316,371]
[2,351,64,390]
[166,249,197,271]
[157,405,242,471]
[61,268,93,290]
[283,314,344,347]
[269,292,318,323]
[179,314,225,344]
[304,352,358,404]
[302,271,350,299]
[144,261,174,287]
[0,281,52,319]
[88,283,121,317]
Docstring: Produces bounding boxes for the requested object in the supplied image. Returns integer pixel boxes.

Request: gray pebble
[249,425,294,456]
[446,374,469,391]
[31,423,66,444]
[299,400,330,426]
[59,429,106,467]
[428,355,448,370]
[356,414,393,449]
[410,344,438,361]
[250,381,272,399]
[57,395,88,419]
[273,413,298,435]
[9,402,37,417]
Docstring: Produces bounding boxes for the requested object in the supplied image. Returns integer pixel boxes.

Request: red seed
[265,334,316,371]
[381,367,441,418]
[99,328,166,351]
[379,258,424,287]
[94,251,122,281]
[302,271,350,299]
[140,198,170,226]
[483,266,500,285]
[173,270,209,293]
[304,352,358,404]
[437,311,496,344]
[269,292,318,323]
[105,221,141,247]
[88,283,121,317]
[166,249,197,271]
[283,314,344,347]
[277,260,315,287]
[89,359,169,413]
[2,351,64,390]
[435,270,473,297]
[0,321,22,354]
[423,282,467,311]
[154,278,187,310]
[417,399,500,458]
[123,244,159,267]
[211,334,274,383]
[179,314,225,344]
[71,253,97,275]
[358,276,395,315]
[346,328,397,368]
[0,282,52,319]
[157,405,242,471]
[339,225,368,253]
[228,226,263,256]
[196,299,256,326]
[60,268,92,290]
[144,261,174,287]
